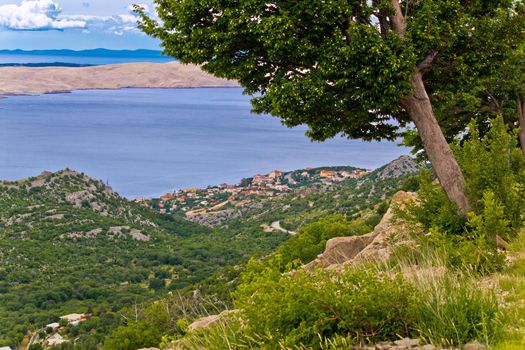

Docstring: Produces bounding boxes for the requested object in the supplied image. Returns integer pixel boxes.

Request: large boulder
[304,191,419,270]
[187,310,240,332]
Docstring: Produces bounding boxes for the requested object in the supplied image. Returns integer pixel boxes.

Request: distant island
[0,62,94,67]
[0,62,239,97]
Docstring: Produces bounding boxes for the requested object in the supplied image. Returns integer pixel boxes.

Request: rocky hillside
[0,169,156,240]
[186,156,421,229]
[373,155,421,180]
[0,169,286,347]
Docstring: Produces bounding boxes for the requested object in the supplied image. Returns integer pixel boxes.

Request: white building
[46,333,68,346]
[45,322,60,331]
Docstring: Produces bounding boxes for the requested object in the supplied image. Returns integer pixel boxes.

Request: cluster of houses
[41,313,91,347]
[139,167,371,217]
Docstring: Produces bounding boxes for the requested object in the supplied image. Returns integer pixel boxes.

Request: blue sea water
[0,88,408,198]
[0,50,174,65]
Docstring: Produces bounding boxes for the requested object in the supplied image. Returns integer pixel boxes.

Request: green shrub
[103,321,161,350]
[233,261,419,348]
[401,117,524,273]
[455,116,525,230]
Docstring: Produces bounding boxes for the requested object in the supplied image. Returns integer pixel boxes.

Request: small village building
[60,313,89,326]
[320,170,336,178]
[46,334,67,346]
[45,322,60,331]
[252,175,268,185]
[268,170,284,179]
[160,193,174,200]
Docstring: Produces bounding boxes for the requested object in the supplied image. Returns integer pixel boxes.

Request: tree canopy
[138,1,518,138]
[137,0,525,213]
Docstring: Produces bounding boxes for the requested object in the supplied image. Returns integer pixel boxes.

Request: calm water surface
[0,88,408,197]
[0,53,174,65]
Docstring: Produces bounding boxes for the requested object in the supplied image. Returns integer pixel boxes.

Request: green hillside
[0,170,286,347]
[0,158,420,348]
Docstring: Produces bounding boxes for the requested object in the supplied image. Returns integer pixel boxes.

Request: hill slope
[0,170,283,347]
[0,62,238,97]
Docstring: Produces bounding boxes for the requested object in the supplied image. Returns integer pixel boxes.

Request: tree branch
[416,51,439,73]
[389,0,406,37]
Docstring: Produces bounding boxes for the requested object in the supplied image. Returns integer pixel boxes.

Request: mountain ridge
[0,62,239,97]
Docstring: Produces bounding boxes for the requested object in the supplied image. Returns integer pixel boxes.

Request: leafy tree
[136,1,523,214]
[484,43,525,155]
[103,321,161,350]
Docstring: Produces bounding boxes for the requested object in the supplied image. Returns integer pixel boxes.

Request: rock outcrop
[187,310,239,332]
[375,156,420,180]
[304,191,419,270]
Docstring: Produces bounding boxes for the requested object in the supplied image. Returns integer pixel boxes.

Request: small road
[270,221,297,236]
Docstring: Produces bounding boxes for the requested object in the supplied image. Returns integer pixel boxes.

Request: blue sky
[0,0,161,50]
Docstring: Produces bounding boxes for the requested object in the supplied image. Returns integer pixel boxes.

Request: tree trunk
[389,0,470,214]
[517,98,525,156]
[401,72,471,214]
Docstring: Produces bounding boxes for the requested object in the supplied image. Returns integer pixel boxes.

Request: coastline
[0,61,239,98]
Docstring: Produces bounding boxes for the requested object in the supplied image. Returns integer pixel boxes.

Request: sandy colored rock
[303,232,378,270]
[304,191,419,270]
[188,314,221,332]
[0,62,238,97]
[394,337,421,347]
[188,310,239,332]
[463,341,486,350]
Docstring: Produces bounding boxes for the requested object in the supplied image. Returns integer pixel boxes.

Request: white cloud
[0,0,150,34]
[0,0,86,30]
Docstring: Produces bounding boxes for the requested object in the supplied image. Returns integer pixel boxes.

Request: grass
[494,230,525,349]
[163,230,525,350]
[383,244,502,347]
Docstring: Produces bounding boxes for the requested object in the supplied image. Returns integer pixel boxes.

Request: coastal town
[138,166,372,219]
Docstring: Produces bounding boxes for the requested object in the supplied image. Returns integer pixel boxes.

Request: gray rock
[376,156,420,180]
[394,338,421,347]
[463,341,486,350]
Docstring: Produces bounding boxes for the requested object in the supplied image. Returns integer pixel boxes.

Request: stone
[463,341,486,350]
[187,309,239,332]
[421,345,437,350]
[375,342,393,350]
[187,314,221,331]
[394,338,421,348]
[303,191,419,271]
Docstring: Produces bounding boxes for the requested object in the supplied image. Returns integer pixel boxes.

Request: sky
[0,0,161,50]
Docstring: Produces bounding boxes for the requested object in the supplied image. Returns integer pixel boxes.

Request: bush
[103,321,161,350]
[401,117,525,273]
[233,260,419,348]
[455,116,525,231]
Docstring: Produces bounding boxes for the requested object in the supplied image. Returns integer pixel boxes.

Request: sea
[0,50,408,198]
[0,49,174,66]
